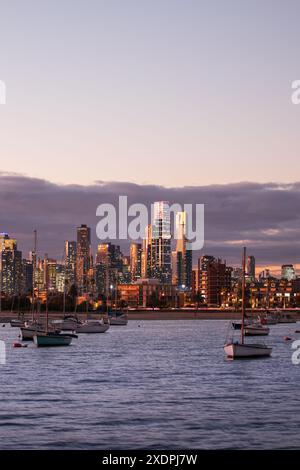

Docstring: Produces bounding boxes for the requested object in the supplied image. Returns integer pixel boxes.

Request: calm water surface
[0,320,299,449]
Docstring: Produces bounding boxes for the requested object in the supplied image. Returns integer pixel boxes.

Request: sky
[0,0,300,186]
[0,1,300,269]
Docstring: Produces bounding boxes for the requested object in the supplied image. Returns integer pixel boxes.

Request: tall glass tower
[151,201,172,284]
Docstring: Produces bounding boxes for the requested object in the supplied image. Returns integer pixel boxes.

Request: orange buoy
[284,336,292,341]
[13,342,22,348]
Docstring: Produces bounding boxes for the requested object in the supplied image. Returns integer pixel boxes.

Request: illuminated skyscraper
[0,233,22,296]
[76,225,91,291]
[95,243,124,295]
[141,224,152,278]
[173,211,192,288]
[198,255,231,306]
[65,240,77,285]
[130,243,142,282]
[151,201,172,284]
[44,256,57,291]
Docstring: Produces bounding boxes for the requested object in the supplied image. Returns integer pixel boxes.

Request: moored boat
[224,247,272,359]
[10,319,25,328]
[224,342,272,358]
[244,324,270,336]
[51,315,82,331]
[109,314,128,326]
[33,332,73,347]
[75,320,109,334]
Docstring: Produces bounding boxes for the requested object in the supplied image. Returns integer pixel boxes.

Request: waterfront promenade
[1,309,300,322]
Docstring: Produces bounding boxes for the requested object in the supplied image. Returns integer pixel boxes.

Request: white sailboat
[75,319,109,333]
[224,247,272,359]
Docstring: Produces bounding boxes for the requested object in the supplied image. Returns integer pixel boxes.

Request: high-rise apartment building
[151,201,172,284]
[198,255,231,306]
[172,211,192,288]
[141,224,153,278]
[65,240,77,285]
[130,243,142,282]
[76,225,91,291]
[0,233,23,296]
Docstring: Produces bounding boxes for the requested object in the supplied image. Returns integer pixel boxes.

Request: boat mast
[45,255,49,334]
[63,243,66,316]
[32,229,37,322]
[241,246,246,344]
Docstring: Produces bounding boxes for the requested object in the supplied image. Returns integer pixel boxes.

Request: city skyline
[0,173,300,271]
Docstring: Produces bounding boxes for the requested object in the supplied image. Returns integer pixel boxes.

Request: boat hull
[75,322,110,333]
[51,319,81,330]
[224,342,272,358]
[33,333,72,347]
[244,326,270,336]
[10,320,24,328]
[109,316,128,326]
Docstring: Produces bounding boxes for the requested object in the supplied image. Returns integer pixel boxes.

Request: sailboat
[224,247,272,359]
[74,288,109,334]
[108,284,128,325]
[33,255,74,347]
[75,319,109,333]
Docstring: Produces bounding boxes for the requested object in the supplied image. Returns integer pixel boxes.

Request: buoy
[295,330,300,333]
[284,336,292,341]
[13,342,22,348]
[2,324,5,327]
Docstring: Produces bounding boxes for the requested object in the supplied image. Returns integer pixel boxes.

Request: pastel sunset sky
[0,1,300,271]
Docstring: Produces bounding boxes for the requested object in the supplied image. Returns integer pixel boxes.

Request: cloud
[0,173,299,269]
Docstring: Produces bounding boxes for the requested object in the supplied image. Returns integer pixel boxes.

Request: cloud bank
[0,173,299,269]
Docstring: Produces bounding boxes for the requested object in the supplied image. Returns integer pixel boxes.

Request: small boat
[51,315,82,331]
[224,247,272,359]
[277,313,296,324]
[20,321,60,341]
[232,320,251,330]
[244,324,270,336]
[21,325,45,341]
[109,314,128,326]
[34,332,73,347]
[10,319,25,328]
[75,320,110,334]
[258,311,279,325]
[224,342,272,358]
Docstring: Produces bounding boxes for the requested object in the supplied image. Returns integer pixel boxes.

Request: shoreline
[1,309,300,322]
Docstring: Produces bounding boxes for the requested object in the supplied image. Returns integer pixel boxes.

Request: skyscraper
[65,240,77,286]
[198,255,231,306]
[76,225,91,291]
[151,201,172,284]
[130,243,142,282]
[247,255,256,280]
[173,211,192,288]
[0,233,23,296]
[95,242,124,295]
[141,224,152,278]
